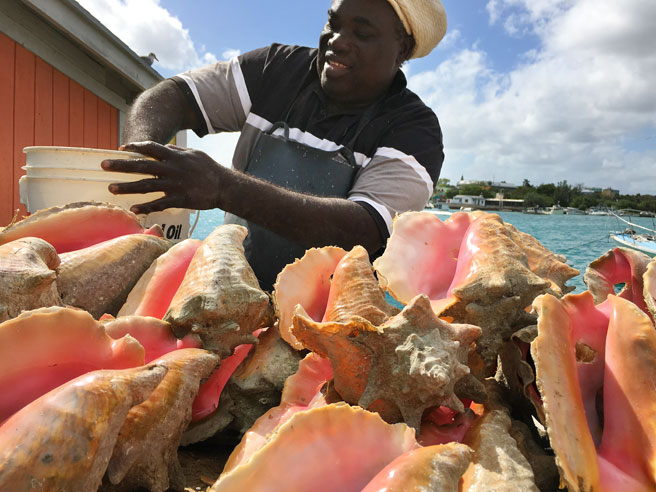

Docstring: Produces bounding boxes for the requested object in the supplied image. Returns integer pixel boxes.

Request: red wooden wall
[0,31,119,226]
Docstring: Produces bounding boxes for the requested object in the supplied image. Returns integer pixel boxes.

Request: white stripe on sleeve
[375,147,434,195]
[230,57,252,116]
[349,195,394,235]
[177,73,216,135]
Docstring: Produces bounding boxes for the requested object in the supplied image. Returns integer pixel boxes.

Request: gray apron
[226,104,377,291]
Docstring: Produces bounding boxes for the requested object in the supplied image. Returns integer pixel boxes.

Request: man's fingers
[101,158,169,176]
[129,196,179,215]
[121,141,173,160]
[108,177,170,195]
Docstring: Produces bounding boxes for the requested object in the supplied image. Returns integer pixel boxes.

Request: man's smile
[324,55,351,77]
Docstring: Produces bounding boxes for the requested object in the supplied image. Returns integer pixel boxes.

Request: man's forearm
[218,168,384,253]
[122,80,201,145]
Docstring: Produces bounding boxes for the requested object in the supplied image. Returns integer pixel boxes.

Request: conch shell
[373,211,578,374]
[101,315,202,363]
[0,364,167,492]
[293,294,481,430]
[0,306,145,422]
[222,352,334,474]
[584,246,651,313]
[0,237,60,322]
[118,238,202,319]
[210,403,418,492]
[460,381,539,491]
[0,202,162,253]
[164,225,270,356]
[274,246,347,348]
[361,443,473,492]
[58,233,170,318]
[646,257,656,319]
[104,349,219,492]
[532,293,656,491]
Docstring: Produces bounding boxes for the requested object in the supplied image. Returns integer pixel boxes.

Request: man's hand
[101,141,224,214]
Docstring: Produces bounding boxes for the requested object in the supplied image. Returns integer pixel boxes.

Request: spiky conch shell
[293,294,481,430]
[164,224,271,357]
[373,211,577,374]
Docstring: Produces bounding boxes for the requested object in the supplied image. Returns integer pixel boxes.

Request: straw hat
[386,0,447,59]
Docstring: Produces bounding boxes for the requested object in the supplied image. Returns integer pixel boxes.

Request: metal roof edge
[21,0,164,90]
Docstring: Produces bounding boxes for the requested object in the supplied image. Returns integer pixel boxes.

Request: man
[102,0,447,290]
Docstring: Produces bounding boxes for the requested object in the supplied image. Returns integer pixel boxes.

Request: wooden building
[0,0,165,225]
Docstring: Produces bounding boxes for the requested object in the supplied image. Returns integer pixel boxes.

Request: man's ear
[397,35,415,65]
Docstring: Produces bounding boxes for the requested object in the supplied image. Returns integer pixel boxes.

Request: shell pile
[1,202,655,492]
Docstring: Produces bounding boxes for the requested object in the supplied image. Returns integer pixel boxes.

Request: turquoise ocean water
[191,209,656,294]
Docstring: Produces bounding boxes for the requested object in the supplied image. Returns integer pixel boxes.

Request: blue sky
[79,0,656,195]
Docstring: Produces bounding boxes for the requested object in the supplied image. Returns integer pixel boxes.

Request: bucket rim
[21,165,152,178]
[23,146,143,158]
[19,174,146,184]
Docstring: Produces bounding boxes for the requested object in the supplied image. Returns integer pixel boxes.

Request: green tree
[553,180,572,207]
[536,183,556,196]
[524,191,548,208]
[446,188,459,199]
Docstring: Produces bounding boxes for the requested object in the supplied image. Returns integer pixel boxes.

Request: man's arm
[103,142,384,253]
[121,80,204,144]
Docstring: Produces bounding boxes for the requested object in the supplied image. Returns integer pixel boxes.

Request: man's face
[317,0,408,108]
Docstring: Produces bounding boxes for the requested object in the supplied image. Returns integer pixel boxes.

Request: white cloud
[409,0,656,194]
[222,49,242,60]
[77,0,218,72]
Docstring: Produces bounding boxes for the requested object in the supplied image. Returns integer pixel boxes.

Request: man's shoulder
[242,43,317,70]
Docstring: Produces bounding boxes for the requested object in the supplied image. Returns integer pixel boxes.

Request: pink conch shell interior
[532,292,656,491]
[373,211,474,313]
[190,331,262,422]
[274,246,347,348]
[102,315,202,363]
[211,403,418,492]
[119,238,202,318]
[0,306,145,423]
[223,352,333,473]
[0,202,162,253]
[584,247,651,313]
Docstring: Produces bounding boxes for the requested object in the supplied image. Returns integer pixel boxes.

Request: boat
[547,204,565,215]
[565,207,586,215]
[424,201,452,217]
[609,212,656,256]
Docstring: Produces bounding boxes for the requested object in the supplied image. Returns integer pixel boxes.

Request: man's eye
[355,31,373,40]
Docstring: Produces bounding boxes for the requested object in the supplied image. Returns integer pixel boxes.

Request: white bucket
[20,146,196,243]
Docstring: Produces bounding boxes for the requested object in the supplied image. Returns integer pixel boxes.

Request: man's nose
[327,31,349,52]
